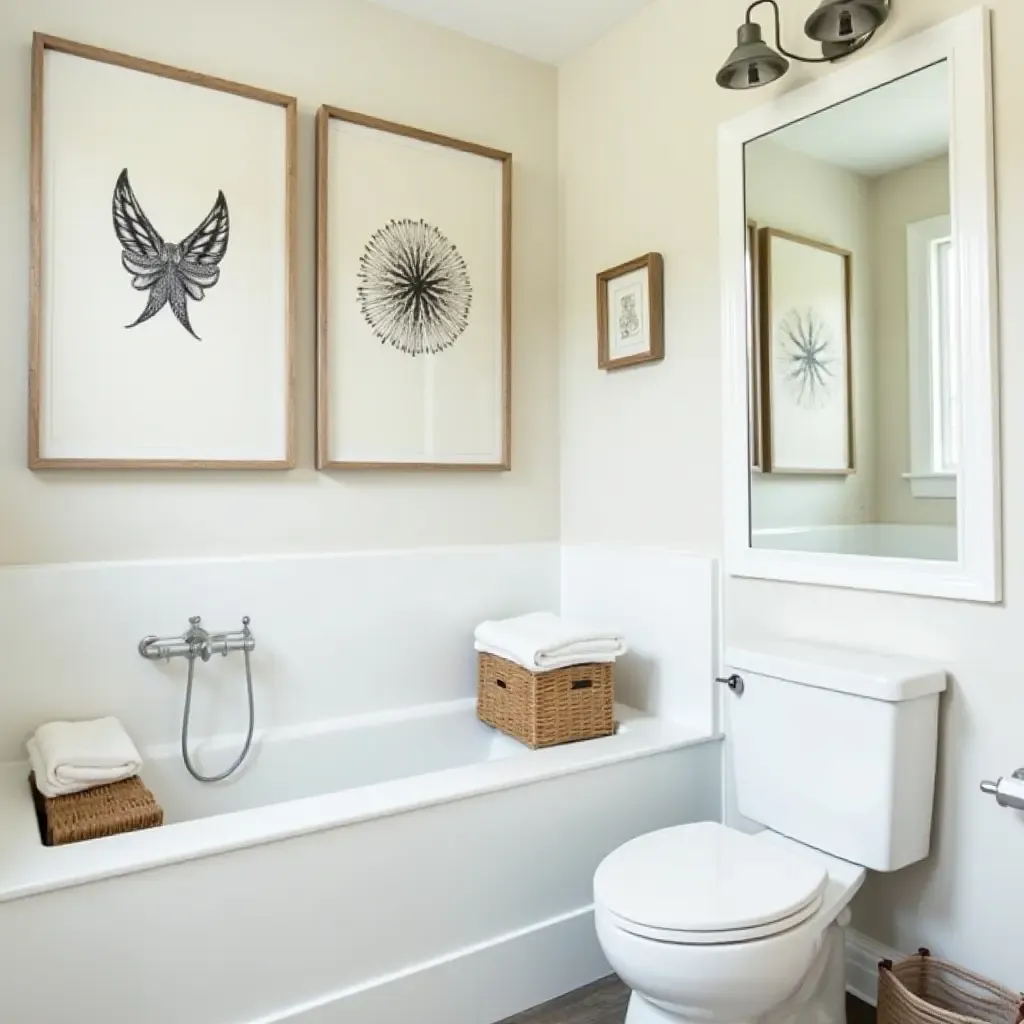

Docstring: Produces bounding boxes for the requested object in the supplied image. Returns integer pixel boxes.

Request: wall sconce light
[716,0,891,90]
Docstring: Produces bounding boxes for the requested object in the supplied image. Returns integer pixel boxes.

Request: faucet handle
[242,616,251,628]
[189,615,202,627]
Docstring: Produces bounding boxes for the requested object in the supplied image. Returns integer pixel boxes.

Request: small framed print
[597,253,664,371]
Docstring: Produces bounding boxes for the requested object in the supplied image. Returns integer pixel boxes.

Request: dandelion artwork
[761,229,852,474]
[776,307,834,408]
[357,219,472,357]
[317,106,511,468]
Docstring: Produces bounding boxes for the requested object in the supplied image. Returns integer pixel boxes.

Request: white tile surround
[562,545,719,728]
[0,544,718,762]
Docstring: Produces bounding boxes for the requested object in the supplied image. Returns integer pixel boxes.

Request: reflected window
[907,215,957,498]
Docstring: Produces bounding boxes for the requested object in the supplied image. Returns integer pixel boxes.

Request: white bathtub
[752,522,958,561]
[0,700,720,1024]
[147,699,530,823]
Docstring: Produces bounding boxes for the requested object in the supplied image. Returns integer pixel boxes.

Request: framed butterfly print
[29,34,297,468]
[315,106,512,470]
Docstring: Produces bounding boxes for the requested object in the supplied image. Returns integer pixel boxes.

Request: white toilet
[594,640,947,1024]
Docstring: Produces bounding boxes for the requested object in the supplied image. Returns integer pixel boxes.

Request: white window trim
[906,213,956,501]
[902,471,956,499]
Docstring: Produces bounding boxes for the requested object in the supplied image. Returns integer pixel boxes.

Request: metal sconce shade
[716,22,791,90]
[804,0,890,44]
[716,0,889,90]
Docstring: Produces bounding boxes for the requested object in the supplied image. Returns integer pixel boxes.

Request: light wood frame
[757,227,855,477]
[29,34,298,470]
[747,219,763,471]
[315,105,513,471]
[597,253,665,371]
[720,7,1001,602]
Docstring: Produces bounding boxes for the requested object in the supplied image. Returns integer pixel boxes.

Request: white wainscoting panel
[264,907,608,1024]
[846,929,903,1006]
[561,546,719,733]
[0,544,559,762]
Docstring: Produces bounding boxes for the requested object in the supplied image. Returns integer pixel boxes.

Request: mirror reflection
[745,62,956,562]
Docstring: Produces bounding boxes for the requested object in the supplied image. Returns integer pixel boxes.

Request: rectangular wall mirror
[720,8,1000,602]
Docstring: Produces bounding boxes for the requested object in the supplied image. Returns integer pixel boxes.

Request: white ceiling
[767,62,950,178]
[370,0,654,63]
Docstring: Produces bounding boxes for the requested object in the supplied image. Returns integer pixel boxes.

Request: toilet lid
[594,822,828,939]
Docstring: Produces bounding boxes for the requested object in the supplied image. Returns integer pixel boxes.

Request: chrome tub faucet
[138,615,255,663]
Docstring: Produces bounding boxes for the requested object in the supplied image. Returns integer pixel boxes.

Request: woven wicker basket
[477,652,614,749]
[878,950,1024,1024]
[30,773,164,847]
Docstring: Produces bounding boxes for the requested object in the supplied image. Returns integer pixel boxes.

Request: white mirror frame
[720,7,1000,603]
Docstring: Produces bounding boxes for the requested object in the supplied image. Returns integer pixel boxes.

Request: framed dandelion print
[30,34,297,469]
[316,106,512,470]
[758,228,853,475]
[597,253,664,371]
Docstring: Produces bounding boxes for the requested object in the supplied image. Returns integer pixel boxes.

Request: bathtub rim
[0,700,719,904]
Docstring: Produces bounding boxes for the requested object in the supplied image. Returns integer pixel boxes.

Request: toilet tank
[725,640,946,872]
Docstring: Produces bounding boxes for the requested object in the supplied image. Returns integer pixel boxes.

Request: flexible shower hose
[181,646,256,783]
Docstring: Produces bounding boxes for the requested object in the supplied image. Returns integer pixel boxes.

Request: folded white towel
[28,717,143,798]
[474,612,627,672]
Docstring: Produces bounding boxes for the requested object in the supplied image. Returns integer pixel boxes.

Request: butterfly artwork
[111,169,230,340]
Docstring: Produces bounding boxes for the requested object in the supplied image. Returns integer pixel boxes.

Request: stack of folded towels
[27,717,144,798]
[474,611,627,671]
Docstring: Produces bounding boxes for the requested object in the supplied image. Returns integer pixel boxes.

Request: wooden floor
[498,976,877,1024]
[847,994,877,1024]
[497,978,628,1024]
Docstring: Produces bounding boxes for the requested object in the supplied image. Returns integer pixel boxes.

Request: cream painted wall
[560,0,1023,988]
[0,0,559,565]
[870,154,956,526]
[746,140,876,531]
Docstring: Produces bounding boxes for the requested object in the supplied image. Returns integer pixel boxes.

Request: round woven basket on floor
[878,949,1023,1024]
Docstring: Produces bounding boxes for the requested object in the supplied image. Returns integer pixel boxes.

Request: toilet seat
[599,890,823,944]
[594,822,829,946]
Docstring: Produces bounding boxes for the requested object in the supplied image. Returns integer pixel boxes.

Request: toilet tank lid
[726,640,947,702]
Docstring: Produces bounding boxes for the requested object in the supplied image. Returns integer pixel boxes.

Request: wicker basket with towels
[474,612,626,749]
[26,717,163,846]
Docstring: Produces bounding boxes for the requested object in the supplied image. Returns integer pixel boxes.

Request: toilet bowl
[593,822,866,1024]
[591,642,945,1024]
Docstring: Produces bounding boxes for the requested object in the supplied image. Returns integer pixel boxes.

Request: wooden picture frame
[597,253,664,371]
[747,220,763,471]
[29,34,298,469]
[758,227,854,476]
[316,106,512,471]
